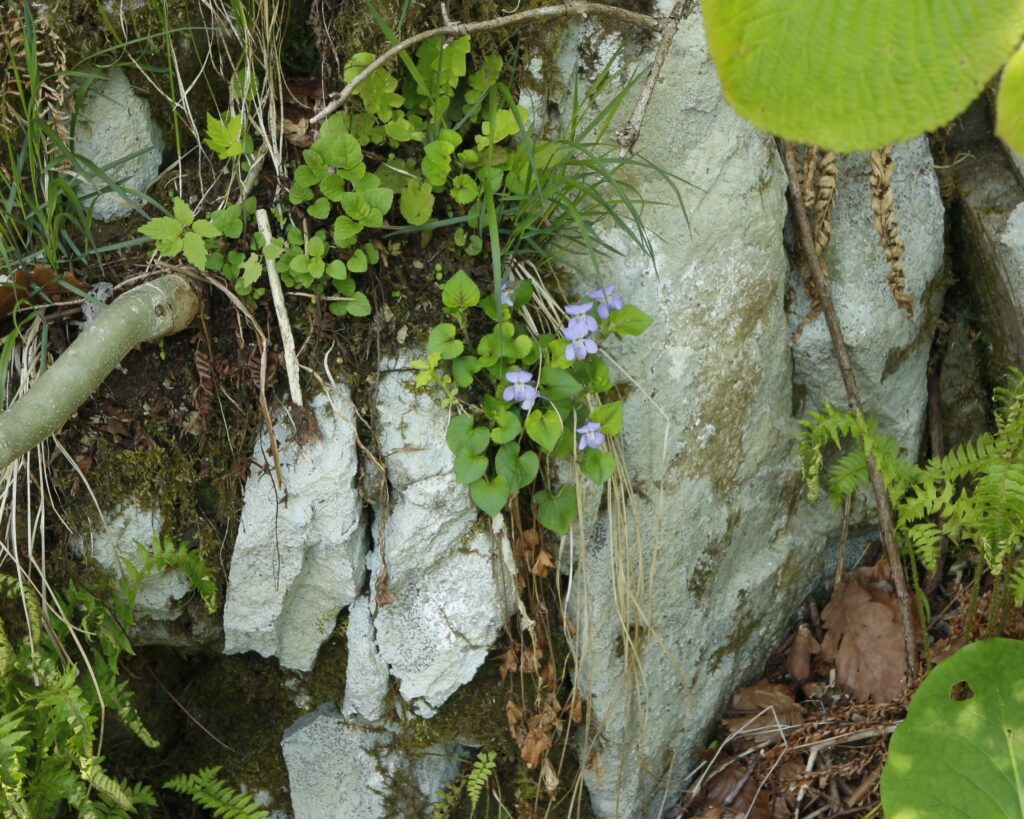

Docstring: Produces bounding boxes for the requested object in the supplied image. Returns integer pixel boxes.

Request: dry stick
[616,0,695,157]
[310,1,663,126]
[255,209,303,407]
[779,139,918,677]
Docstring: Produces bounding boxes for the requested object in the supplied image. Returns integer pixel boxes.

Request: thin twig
[310,1,663,125]
[616,0,694,157]
[779,139,918,677]
[255,209,303,407]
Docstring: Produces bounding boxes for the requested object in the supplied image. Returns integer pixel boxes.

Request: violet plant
[411,272,650,534]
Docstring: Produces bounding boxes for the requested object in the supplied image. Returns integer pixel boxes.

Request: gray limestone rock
[73,68,164,222]
[531,9,944,817]
[343,595,389,722]
[949,101,1024,379]
[281,707,461,818]
[369,367,516,716]
[223,389,368,671]
[789,138,946,455]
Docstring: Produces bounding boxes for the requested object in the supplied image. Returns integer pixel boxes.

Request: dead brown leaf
[722,681,803,736]
[819,560,907,702]
[787,622,820,683]
[530,548,555,577]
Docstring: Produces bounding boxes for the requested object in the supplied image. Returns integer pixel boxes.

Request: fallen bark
[0,274,201,470]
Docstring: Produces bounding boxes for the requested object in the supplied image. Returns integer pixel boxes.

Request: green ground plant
[163,766,270,818]
[0,535,216,817]
[799,368,1024,605]
[1,3,152,279]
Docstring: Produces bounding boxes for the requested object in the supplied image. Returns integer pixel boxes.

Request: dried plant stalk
[813,150,837,254]
[868,146,914,316]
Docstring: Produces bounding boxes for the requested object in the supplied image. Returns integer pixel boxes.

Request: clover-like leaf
[307,197,332,220]
[703,0,1024,152]
[333,216,362,248]
[345,291,372,317]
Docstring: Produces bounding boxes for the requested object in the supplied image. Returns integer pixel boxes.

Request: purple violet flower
[577,421,605,451]
[588,285,625,319]
[564,301,599,334]
[563,319,599,361]
[503,369,539,411]
[500,280,518,307]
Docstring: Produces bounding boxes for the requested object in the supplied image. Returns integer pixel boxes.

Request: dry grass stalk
[813,149,837,254]
[868,146,913,316]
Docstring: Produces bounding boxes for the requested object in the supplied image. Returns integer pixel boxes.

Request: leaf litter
[664,557,992,818]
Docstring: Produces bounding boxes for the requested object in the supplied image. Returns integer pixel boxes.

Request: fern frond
[899,521,945,571]
[920,434,998,484]
[79,756,133,812]
[826,449,868,504]
[1009,564,1024,606]
[117,702,158,749]
[164,767,270,818]
[466,751,497,811]
[134,535,219,614]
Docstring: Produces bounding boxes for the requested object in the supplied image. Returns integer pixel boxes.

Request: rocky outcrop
[534,8,946,817]
[281,707,461,818]
[73,503,219,646]
[223,389,368,671]
[366,366,516,716]
[73,68,164,222]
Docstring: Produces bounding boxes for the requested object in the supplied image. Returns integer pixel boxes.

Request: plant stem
[255,208,303,407]
[779,139,918,677]
[0,275,201,471]
[310,1,664,125]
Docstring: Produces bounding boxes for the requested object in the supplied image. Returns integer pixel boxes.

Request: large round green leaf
[997,43,1024,153]
[703,1,1024,152]
[881,638,1024,818]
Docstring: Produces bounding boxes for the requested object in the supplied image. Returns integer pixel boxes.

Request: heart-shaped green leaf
[427,323,464,360]
[454,451,488,485]
[703,0,1024,152]
[525,409,562,454]
[494,443,538,490]
[591,401,623,436]
[535,485,577,535]
[442,269,481,311]
[580,448,617,485]
[881,638,1024,818]
[470,475,510,517]
[490,409,522,445]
